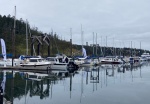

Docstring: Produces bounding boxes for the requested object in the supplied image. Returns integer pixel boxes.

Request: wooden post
[37,43,40,56]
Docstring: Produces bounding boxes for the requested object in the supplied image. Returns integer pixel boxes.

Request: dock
[0,66,51,73]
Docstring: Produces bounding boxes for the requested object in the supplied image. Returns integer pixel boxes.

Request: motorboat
[20,57,51,69]
[46,56,69,70]
[141,52,150,61]
[100,56,123,64]
[129,56,140,64]
[46,54,79,71]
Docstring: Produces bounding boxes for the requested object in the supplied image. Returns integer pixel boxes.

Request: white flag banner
[0,38,7,60]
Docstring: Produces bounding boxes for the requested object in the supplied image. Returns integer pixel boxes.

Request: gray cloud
[0,0,150,50]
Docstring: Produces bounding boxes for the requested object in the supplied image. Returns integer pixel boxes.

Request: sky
[0,0,150,50]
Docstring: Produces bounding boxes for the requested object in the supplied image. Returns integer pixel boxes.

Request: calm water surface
[0,62,150,104]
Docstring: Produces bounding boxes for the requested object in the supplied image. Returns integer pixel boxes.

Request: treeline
[0,14,79,57]
[0,14,38,57]
[0,14,149,58]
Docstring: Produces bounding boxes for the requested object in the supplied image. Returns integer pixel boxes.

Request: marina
[0,61,150,104]
[1,1,150,104]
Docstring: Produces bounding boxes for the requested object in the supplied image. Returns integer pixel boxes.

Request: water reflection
[0,61,150,104]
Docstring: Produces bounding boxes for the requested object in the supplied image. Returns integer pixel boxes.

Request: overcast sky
[0,0,150,51]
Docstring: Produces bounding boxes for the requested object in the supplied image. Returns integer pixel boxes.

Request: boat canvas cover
[82,48,87,58]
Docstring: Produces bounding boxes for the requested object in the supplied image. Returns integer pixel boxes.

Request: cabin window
[47,58,55,61]
[28,75,37,78]
[38,59,43,62]
[30,59,37,62]
[59,58,63,62]
[130,58,133,60]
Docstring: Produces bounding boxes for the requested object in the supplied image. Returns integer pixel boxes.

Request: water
[0,62,150,104]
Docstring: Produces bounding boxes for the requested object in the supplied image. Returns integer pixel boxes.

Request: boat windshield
[47,58,55,61]
[30,59,38,62]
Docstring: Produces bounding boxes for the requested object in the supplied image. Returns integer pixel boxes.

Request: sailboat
[74,26,95,66]
[74,47,96,67]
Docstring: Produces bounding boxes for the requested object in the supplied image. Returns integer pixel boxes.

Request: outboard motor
[67,61,79,72]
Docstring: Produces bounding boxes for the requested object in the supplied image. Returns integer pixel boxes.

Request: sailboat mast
[140,41,141,56]
[81,24,83,49]
[13,6,16,37]
[131,41,132,57]
[96,33,97,56]
[106,36,107,47]
[100,36,104,57]
[12,6,16,67]
[26,19,28,55]
[70,28,72,56]
[93,32,94,55]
